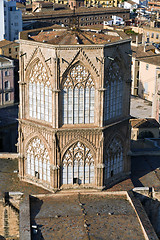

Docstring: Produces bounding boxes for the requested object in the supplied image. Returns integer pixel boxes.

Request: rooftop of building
[131,44,156,58]
[130,118,160,128]
[126,0,138,5]
[0,157,50,195]
[0,55,13,64]
[0,40,13,48]
[130,96,152,119]
[1,150,160,238]
[30,192,146,240]
[138,54,160,66]
[20,25,129,45]
[22,6,129,18]
[0,39,19,48]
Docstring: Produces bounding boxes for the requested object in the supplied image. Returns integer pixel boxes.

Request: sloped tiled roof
[0,40,12,48]
[139,54,160,66]
[23,25,129,45]
[131,45,156,58]
[130,118,160,128]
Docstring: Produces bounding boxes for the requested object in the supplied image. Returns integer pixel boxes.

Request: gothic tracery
[26,137,50,182]
[104,61,123,121]
[62,141,94,185]
[62,63,95,125]
[28,60,52,122]
[105,137,123,180]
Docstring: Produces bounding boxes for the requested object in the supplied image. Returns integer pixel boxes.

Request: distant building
[131,41,156,96]
[0,56,18,152]
[123,0,139,12]
[148,0,160,10]
[0,0,22,41]
[22,7,130,28]
[11,0,26,3]
[130,118,160,140]
[143,26,160,44]
[69,0,84,10]
[104,15,124,26]
[0,40,19,60]
[0,56,18,106]
[133,54,160,121]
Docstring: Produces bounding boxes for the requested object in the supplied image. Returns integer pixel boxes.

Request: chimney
[157,11,159,20]
[144,44,146,52]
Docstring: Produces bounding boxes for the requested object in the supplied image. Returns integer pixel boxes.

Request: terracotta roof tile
[29,27,127,45]
[131,45,156,58]
[0,40,12,48]
[139,54,160,66]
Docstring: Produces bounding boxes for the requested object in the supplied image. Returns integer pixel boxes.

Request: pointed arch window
[29,61,52,123]
[104,62,123,122]
[62,64,95,125]
[105,137,123,180]
[62,142,94,185]
[26,137,50,182]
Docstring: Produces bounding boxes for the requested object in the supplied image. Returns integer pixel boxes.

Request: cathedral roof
[20,25,129,45]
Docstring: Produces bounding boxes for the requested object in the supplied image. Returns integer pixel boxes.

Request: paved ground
[30,193,145,240]
[130,95,152,118]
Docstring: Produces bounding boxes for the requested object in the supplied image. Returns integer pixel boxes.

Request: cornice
[19,117,130,134]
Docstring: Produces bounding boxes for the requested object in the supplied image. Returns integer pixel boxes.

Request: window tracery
[29,61,52,122]
[62,141,94,185]
[26,137,50,182]
[105,137,123,180]
[104,61,123,121]
[62,64,95,125]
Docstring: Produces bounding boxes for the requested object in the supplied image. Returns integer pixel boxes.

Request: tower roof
[20,25,129,46]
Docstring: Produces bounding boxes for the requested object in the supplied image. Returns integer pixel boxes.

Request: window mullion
[78,88,80,124]
[89,88,91,123]
[67,88,68,124]
[83,88,85,124]
[72,88,74,124]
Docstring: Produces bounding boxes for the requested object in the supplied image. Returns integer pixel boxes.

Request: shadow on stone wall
[30,196,44,240]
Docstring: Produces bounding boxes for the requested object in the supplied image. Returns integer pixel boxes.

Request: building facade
[18,26,131,191]
[22,7,130,28]
[0,40,19,60]
[0,0,22,41]
[143,26,160,44]
[0,56,16,106]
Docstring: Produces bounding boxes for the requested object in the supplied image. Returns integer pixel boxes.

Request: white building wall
[1,0,22,41]
[10,7,22,41]
[0,0,5,41]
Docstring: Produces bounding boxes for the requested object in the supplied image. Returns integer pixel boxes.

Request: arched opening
[104,61,123,122]
[26,137,50,182]
[28,60,52,122]
[104,137,123,181]
[62,141,94,185]
[62,63,95,125]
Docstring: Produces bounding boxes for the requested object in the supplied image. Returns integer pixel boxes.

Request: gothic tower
[18,26,131,191]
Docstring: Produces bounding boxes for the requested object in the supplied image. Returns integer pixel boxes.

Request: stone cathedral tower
[18,25,131,191]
